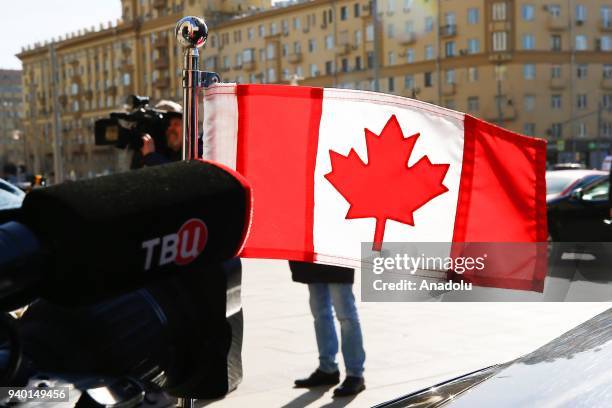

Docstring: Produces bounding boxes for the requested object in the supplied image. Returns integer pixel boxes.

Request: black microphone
[0,160,251,309]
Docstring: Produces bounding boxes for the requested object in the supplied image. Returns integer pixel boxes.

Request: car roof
[546,169,607,178]
[0,178,25,210]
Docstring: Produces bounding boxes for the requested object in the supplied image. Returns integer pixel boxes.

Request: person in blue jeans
[289,261,366,397]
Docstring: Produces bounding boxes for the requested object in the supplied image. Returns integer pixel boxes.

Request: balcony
[288,52,303,64]
[120,61,134,72]
[58,94,68,106]
[107,85,118,96]
[243,61,256,71]
[442,83,456,96]
[600,19,612,31]
[335,43,350,56]
[154,58,168,70]
[547,15,568,31]
[398,32,416,45]
[439,24,457,38]
[549,78,567,90]
[154,36,168,49]
[602,77,612,90]
[85,90,94,100]
[154,77,170,89]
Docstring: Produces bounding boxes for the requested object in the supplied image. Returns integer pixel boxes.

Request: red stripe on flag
[235,84,323,262]
[451,115,548,292]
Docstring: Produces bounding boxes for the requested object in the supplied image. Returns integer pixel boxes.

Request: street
[204,259,610,407]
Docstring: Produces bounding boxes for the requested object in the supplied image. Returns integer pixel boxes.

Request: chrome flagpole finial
[175,16,209,161]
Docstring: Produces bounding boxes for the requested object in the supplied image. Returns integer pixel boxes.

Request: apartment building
[17,0,612,178]
[0,70,24,170]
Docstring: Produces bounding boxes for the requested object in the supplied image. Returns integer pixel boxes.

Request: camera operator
[135,100,183,168]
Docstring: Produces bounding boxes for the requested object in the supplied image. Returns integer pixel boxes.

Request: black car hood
[375,308,612,407]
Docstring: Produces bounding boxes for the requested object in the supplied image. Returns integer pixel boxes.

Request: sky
[0,0,122,70]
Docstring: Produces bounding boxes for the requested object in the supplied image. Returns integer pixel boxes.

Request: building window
[310,64,318,77]
[308,39,316,53]
[467,38,480,54]
[548,5,561,17]
[267,68,276,82]
[388,52,396,65]
[522,4,535,21]
[492,2,507,21]
[604,64,612,78]
[551,94,562,109]
[577,94,588,109]
[355,56,362,70]
[551,35,562,51]
[388,77,395,92]
[367,51,374,68]
[354,3,361,18]
[602,93,612,108]
[575,35,588,50]
[523,123,536,136]
[404,74,414,88]
[425,45,434,60]
[425,16,433,32]
[523,34,535,50]
[467,8,479,24]
[366,24,374,41]
[524,95,536,111]
[601,36,612,51]
[340,6,348,20]
[403,0,412,12]
[387,23,395,38]
[445,41,456,57]
[325,61,334,75]
[293,17,301,30]
[577,64,588,79]
[325,35,334,49]
[258,25,265,37]
[492,31,507,51]
[576,122,587,137]
[468,67,479,82]
[468,96,479,112]
[603,6,612,28]
[445,100,456,110]
[576,5,587,23]
[424,72,433,87]
[406,48,415,63]
[551,65,562,78]
[524,64,536,80]
[355,29,362,45]
[446,69,456,84]
[551,123,563,138]
[341,58,349,72]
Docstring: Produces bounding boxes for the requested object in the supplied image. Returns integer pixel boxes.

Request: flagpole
[176,16,208,161]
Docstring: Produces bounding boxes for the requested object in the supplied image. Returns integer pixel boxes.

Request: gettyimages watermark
[360,242,612,302]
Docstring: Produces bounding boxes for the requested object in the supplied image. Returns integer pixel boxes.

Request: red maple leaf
[324,114,450,251]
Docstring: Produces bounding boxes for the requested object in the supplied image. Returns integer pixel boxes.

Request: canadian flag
[203,84,548,291]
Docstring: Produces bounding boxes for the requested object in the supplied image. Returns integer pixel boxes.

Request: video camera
[94,95,181,151]
[0,161,251,406]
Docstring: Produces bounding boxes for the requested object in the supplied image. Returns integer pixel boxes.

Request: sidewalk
[205,259,610,407]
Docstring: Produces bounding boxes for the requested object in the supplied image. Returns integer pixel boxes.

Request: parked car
[374,308,612,408]
[551,162,586,171]
[546,169,607,201]
[547,175,611,242]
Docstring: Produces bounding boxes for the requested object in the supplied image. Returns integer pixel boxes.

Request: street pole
[49,44,64,184]
[371,0,380,92]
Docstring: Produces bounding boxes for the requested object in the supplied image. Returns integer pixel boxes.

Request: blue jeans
[308,283,366,378]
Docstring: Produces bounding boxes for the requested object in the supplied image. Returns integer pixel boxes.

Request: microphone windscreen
[21,160,251,305]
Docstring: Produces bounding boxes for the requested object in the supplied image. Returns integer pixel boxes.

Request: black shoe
[333,376,365,397]
[294,369,340,388]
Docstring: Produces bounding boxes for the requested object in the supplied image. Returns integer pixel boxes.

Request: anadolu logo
[142,218,208,271]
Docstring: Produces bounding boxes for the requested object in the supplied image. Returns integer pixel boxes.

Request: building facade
[18,0,612,179]
[0,70,24,172]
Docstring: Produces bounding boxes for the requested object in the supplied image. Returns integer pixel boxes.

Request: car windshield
[546,174,578,195]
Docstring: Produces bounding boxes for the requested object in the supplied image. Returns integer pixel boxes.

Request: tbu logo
[142,218,208,270]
